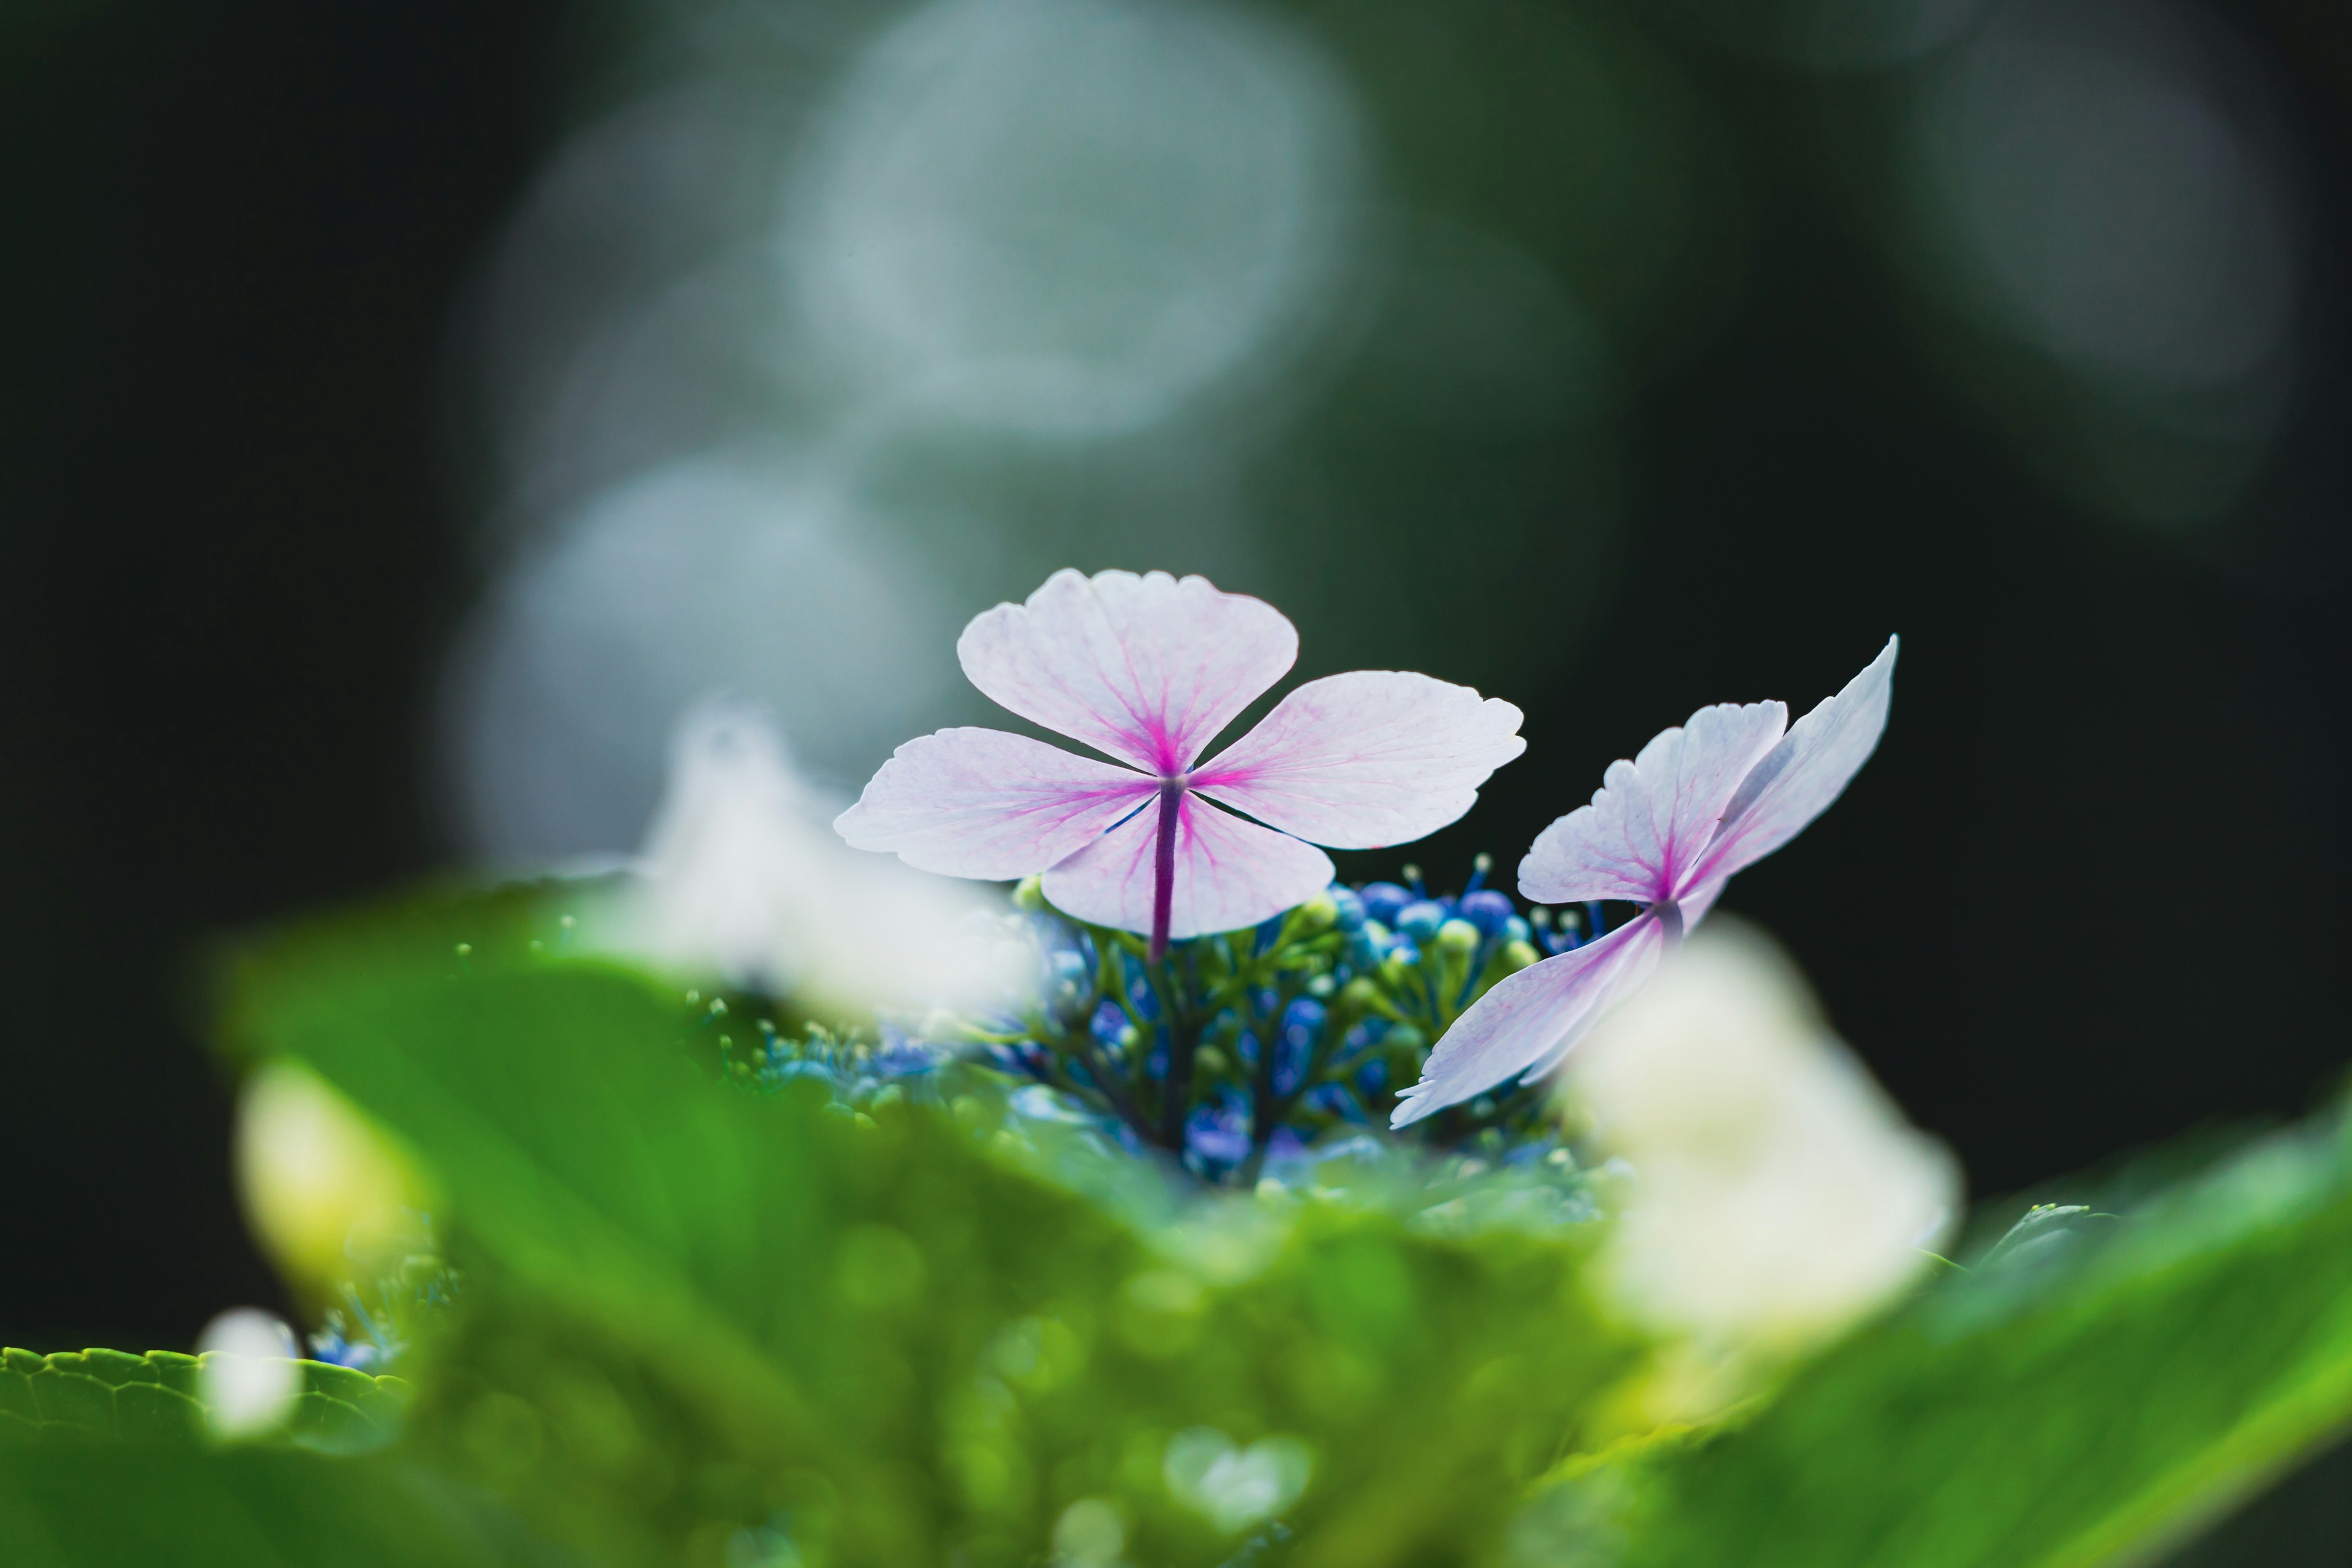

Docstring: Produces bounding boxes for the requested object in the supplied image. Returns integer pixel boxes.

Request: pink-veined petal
[1390,914,1665,1127]
[1517,701,1789,906]
[957,569,1297,775]
[1678,876,1727,932]
[834,728,1155,880]
[1190,671,1526,849]
[1686,637,1898,891]
[1041,791,1334,941]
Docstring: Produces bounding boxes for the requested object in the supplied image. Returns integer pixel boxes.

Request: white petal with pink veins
[1390,914,1666,1126]
[833,727,1155,880]
[1517,701,1787,907]
[1191,671,1525,849]
[1687,638,1898,891]
[1042,792,1334,940]
[957,568,1297,775]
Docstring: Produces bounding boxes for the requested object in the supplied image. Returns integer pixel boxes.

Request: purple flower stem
[1148,775,1183,962]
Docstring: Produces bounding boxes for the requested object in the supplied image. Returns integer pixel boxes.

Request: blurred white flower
[1567,918,1959,1352]
[196,1308,302,1440]
[235,1060,422,1294]
[608,696,1014,1014]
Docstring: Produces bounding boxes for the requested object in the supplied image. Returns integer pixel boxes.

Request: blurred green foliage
[0,1445,536,1568]
[4,881,2351,1566]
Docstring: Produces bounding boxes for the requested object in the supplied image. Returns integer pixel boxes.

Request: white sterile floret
[1567,918,1959,1351]
[235,1060,420,1293]
[611,696,1016,1012]
[196,1308,303,1440]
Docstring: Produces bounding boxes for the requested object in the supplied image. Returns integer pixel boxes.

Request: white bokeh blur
[443,0,1381,861]
[1896,0,2303,522]
[789,0,1361,438]
[1566,919,1960,1351]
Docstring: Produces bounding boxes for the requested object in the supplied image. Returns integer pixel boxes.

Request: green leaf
[1602,1112,2352,1568]
[0,1443,542,1568]
[227,891,1643,1568]
[0,1349,411,1453]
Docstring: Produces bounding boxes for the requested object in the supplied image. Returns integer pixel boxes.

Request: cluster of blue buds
[305,1210,459,1373]
[1340,854,1605,1046]
[713,1003,958,1118]
[938,858,1596,1185]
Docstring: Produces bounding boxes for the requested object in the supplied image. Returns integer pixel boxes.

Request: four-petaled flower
[836,569,1527,957]
[1392,638,1899,1126]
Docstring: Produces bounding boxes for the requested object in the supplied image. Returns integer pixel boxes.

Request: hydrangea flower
[1392,638,1898,1127]
[837,570,1526,957]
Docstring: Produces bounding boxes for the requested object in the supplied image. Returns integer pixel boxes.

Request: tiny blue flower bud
[1396,900,1447,942]
[1359,881,1414,925]
[1457,888,1515,937]
[1328,884,1366,930]
[1502,915,1531,945]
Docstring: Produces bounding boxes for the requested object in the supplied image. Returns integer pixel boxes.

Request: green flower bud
[1499,939,1540,973]
[1379,949,1418,986]
[1340,976,1382,1010]
[1384,1023,1428,1057]
[1435,918,1482,955]
[1294,890,1338,932]
[1013,875,1048,913]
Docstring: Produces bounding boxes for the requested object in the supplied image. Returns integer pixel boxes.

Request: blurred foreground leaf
[0,1442,542,1568]
[225,889,1640,1568]
[1583,1112,2352,1568]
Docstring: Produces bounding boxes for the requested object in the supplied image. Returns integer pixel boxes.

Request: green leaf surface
[227,891,1642,1568]
[0,1348,410,1453]
[0,1442,548,1568]
[1605,1112,2352,1568]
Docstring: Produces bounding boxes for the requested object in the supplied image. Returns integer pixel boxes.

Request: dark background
[4,0,2348,1381]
